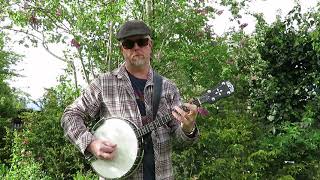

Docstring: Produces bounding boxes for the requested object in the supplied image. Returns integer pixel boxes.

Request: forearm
[61,110,95,155]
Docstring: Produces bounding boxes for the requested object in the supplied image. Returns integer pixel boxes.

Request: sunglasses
[121,38,149,49]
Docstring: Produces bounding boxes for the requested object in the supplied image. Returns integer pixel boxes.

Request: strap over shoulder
[152,71,163,121]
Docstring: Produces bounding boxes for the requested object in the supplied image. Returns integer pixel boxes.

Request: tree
[1,0,127,88]
[246,4,320,179]
[0,32,25,168]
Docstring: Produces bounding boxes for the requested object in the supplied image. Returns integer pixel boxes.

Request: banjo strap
[152,71,163,121]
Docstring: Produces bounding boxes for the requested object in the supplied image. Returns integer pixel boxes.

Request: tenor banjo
[89,81,234,179]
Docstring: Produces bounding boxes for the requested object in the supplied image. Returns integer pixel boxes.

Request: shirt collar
[112,63,154,86]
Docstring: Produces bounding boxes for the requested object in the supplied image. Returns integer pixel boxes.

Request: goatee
[132,58,146,67]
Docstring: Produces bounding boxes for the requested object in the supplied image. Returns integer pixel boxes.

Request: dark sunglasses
[121,38,149,49]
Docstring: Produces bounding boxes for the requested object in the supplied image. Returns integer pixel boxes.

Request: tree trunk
[107,21,114,72]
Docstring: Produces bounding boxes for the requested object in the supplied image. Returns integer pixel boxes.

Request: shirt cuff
[75,131,95,157]
[183,125,198,138]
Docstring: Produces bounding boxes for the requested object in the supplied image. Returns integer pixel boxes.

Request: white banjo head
[91,118,139,179]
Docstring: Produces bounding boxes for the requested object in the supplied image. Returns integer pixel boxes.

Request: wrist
[182,124,196,135]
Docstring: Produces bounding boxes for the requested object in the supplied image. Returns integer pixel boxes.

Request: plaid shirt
[61,64,199,180]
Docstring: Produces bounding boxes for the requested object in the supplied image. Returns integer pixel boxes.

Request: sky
[9,44,66,99]
[6,0,319,104]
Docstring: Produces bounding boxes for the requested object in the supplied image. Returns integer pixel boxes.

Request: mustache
[132,54,144,57]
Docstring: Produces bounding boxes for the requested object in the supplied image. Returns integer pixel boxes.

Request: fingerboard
[136,114,171,137]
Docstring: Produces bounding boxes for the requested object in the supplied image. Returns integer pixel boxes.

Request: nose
[132,42,140,50]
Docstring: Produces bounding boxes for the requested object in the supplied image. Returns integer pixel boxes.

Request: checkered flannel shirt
[61,64,199,180]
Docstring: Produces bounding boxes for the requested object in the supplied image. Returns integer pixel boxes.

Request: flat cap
[116,20,151,40]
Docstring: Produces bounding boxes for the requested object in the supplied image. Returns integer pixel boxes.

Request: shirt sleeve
[165,81,200,144]
[61,77,102,156]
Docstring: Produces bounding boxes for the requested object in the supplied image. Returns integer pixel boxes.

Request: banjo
[89,81,234,179]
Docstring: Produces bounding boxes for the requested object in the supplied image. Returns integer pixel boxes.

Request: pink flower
[198,107,209,116]
[29,15,38,25]
[56,9,62,16]
[71,39,80,49]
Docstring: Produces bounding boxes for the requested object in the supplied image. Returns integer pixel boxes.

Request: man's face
[121,35,152,68]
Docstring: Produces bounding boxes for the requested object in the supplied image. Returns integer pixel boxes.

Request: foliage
[173,2,320,179]
[246,4,320,179]
[0,163,8,179]
[4,131,49,179]
[0,32,24,117]
[174,111,262,180]
[13,77,98,179]
[72,171,98,180]
[1,0,320,179]
[0,32,26,168]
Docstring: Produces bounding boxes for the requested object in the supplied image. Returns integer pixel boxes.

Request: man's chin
[133,62,146,67]
[131,58,147,66]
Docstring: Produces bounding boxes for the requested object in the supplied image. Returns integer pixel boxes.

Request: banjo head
[90,117,143,179]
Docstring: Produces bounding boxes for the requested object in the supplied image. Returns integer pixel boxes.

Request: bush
[4,131,50,179]
[16,80,94,179]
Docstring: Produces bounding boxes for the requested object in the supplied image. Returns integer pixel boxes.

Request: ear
[149,39,153,48]
[119,44,124,53]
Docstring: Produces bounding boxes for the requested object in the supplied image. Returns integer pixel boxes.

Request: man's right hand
[87,139,117,160]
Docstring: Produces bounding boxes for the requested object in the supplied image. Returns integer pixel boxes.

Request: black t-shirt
[127,71,155,180]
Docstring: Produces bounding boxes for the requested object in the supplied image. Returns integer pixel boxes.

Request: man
[61,20,199,180]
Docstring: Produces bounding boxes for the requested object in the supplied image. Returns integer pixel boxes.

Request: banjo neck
[136,98,201,138]
[136,114,171,138]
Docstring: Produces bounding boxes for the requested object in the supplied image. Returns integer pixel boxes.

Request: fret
[148,123,152,132]
[146,125,150,134]
[136,129,141,137]
[139,129,142,137]
[137,114,172,138]
[156,119,161,127]
[150,122,155,131]
[143,127,146,135]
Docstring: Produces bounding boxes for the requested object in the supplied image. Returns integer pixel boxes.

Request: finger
[102,141,117,148]
[100,151,117,160]
[183,103,198,115]
[101,145,116,153]
[172,110,180,122]
[173,106,187,117]
[172,110,187,123]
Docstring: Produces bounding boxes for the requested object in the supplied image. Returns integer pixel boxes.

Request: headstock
[193,81,234,106]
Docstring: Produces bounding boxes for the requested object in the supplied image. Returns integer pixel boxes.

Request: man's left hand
[172,103,198,133]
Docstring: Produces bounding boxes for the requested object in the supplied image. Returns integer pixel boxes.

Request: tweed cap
[116,20,151,40]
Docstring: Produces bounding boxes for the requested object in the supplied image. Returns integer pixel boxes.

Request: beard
[130,56,148,67]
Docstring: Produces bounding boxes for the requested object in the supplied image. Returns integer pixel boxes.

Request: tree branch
[41,42,67,62]
[78,48,90,84]
[2,28,42,42]
[39,31,68,62]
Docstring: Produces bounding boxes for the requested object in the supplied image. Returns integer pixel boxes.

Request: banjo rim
[90,117,144,179]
